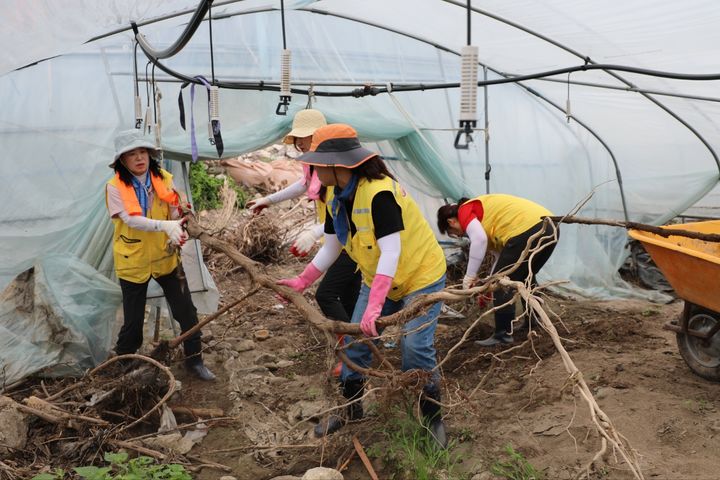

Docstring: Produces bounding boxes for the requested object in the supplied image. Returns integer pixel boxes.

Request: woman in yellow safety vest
[277,124,448,448]
[105,129,214,381]
[247,111,361,378]
[437,194,559,347]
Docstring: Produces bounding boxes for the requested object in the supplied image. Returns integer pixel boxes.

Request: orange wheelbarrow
[629,220,720,381]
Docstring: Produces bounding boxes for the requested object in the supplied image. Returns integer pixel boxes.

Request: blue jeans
[341,275,446,384]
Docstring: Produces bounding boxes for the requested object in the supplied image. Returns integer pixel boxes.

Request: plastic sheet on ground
[0,254,121,386]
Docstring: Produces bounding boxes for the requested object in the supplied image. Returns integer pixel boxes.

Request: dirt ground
[173,254,720,480]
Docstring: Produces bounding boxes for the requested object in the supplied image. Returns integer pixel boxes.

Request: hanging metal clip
[454,120,476,149]
[275,95,291,115]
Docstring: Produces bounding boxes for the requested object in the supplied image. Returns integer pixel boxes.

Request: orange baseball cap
[298,124,377,168]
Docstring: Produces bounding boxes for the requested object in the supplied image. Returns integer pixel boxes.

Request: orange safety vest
[106,169,180,283]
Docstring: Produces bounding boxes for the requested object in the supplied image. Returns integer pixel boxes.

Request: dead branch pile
[199,197,318,279]
[0,355,232,479]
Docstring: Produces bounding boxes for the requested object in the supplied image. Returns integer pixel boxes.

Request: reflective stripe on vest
[106,169,179,283]
[466,194,553,251]
[327,176,445,301]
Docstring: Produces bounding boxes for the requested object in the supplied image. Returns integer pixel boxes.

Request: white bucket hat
[109,129,160,167]
[282,109,327,144]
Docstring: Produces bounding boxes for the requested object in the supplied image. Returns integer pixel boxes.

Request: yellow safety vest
[466,194,552,251]
[327,176,446,300]
[315,198,327,225]
[106,169,179,283]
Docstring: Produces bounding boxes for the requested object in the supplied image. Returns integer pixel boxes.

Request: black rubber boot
[420,384,448,449]
[476,311,515,347]
[475,332,514,347]
[314,378,364,437]
[186,361,216,381]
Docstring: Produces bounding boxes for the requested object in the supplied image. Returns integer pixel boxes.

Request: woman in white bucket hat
[106,129,215,381]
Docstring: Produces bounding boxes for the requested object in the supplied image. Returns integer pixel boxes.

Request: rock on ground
[0,396,28,456]
[301,467,343,480]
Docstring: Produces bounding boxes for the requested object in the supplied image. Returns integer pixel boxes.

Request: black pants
[116,268,203,365]
[493,221,558,335]
[315,251,361,323]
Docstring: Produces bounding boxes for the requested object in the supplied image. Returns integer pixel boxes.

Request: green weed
[368,406,466,480]
[189,161,247,211]
[490,444,544,480]
[31,451,192,480]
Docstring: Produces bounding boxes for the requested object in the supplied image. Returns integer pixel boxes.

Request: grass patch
[31,451,192,479]
[368,406,466,480]
[491,444,544,480]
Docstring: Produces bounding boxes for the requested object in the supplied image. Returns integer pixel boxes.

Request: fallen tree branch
[548,215,720,242]
[107,439,166,460]
[352,436,379,480]
[505,278,644,480]
[185,455,232,473]
[169,288,259,348]
[169,406,224,418]
[23,396,108,427]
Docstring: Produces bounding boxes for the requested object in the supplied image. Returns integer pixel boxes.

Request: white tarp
[1,1,719,299]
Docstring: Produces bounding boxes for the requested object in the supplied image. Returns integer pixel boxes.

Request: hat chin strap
[120,156,149,178]
[332,167,351,189]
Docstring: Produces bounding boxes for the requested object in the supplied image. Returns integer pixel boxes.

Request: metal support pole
[483,66,490,194]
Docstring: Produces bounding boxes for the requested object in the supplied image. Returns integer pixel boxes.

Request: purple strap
[186,75,223,162]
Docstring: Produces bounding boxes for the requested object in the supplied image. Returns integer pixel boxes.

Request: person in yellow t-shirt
[437,194,559,347]
[106,129,214,381]
[277,124,448,448]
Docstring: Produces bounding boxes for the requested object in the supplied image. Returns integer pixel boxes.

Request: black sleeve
[372,191,404,239]
[324,205,335,234]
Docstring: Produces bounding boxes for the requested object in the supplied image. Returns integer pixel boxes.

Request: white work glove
[246,196,271,214]
[159,219,188,246]
[291,226,323,257]
[462,274,477,290]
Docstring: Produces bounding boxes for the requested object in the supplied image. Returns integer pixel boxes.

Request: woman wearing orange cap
[437,195,558,346]
[277,124,448,448]
[247,111,361,361]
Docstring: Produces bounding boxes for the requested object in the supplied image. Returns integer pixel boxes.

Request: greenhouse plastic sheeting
[0,254,122,386]
[1,2,719,300]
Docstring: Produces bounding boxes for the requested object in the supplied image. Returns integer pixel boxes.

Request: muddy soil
[171,254,720,480]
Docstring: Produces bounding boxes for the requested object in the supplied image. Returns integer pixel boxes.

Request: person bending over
[437,194,558,347]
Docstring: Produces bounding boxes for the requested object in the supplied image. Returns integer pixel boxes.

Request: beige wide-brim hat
[108,129,161,167]
[282,109,327,144]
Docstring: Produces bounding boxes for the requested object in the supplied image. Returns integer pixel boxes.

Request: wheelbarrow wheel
[676,304,720,381]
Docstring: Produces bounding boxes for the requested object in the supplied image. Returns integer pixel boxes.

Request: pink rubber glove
[277,263,323,294]
[360,274,393,337]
